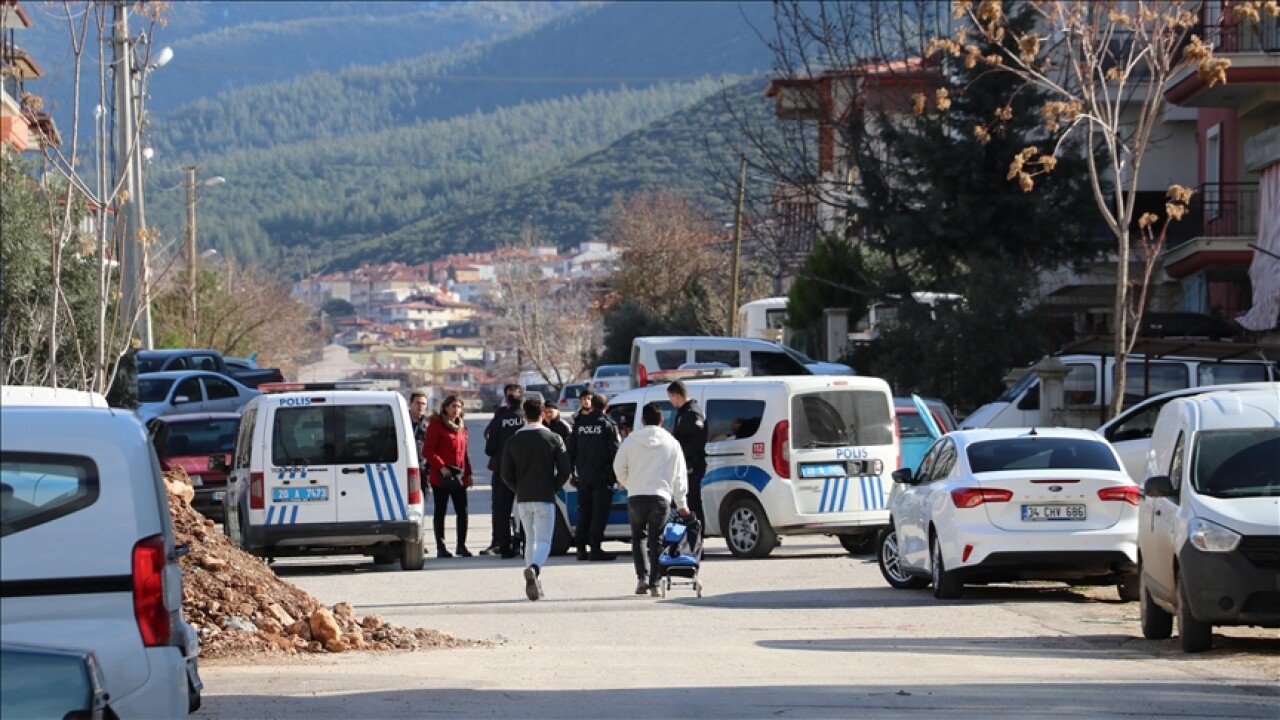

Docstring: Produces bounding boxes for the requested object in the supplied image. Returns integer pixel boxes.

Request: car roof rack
[258,380,379,394]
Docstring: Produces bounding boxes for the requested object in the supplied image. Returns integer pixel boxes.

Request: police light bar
[258,380,379,393]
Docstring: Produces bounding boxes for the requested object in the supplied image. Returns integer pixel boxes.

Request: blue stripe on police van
[290,505,299,524]
[839,476,850,512]
[385,464,407,520]
[266,506,276,525]
[819,478,831,512]
[375,464,398,521]
[365,464,385,521]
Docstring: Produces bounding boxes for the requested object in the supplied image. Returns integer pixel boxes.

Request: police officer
[667,380,707,528]
[484,384,525,558]
[567,393,619,562]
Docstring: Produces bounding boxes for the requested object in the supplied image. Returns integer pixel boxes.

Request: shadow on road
[668,583,1096,610]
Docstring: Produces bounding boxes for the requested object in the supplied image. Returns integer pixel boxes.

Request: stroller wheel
[695,582,703,598]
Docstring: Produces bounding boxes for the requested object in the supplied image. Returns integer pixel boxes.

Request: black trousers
[490,474,515,551]
[574,481,613,552]
[432,483,468,548]
[628,495,670,585]
[687,471,705,529]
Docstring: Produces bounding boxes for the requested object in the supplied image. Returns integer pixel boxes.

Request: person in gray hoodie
[613,402,689,597]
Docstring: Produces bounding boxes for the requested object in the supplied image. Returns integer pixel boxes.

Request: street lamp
[185,166,225,344]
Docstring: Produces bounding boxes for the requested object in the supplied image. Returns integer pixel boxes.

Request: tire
[1177,577,1212,653]
[550,509,572,556]
[399,539,425,571]
[930,534,963,600]
[838,533,877,555]
[724,496,777,559]
[878,528,928,590]
[1117,572,1140,602]
[188,676,202,713]
[1140,576,1173,640]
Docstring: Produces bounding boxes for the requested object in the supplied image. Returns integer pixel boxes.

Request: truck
[136,349,285,389]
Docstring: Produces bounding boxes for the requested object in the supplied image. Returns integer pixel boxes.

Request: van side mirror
[1143,475,1177,499]
[891,468,915,484]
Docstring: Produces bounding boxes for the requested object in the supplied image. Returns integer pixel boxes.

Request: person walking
[484,384,525,558]
[568,393,619,562]
[667,380,708,528]
[500,397,571,601]
[424,394,473,558]
[613,402,689,597]
[408,391,432,557]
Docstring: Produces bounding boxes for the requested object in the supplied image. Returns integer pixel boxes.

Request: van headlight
[1188,517,1241,553]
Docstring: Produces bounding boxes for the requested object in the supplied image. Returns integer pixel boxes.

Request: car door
[1139,431,1185,601]
[201,375,244,414]
[895,439,945,570]
[171,376,207,413]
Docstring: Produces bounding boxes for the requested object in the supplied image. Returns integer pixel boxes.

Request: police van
[600,374,899,557]
[222,382,426,570]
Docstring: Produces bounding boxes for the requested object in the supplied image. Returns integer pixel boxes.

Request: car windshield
[781,346,816,364]
[137,377,174,403]
[164,419,239,456]
[596,366,628,378]
[967,437,1120,472]
[1191,429,1280,498]
[996,370,1038,403]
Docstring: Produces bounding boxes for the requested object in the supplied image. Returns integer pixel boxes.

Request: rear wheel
[930,534,962,600]
[878,528,928,590]
[371,546,396,565]
[1117,572,1140,602]
[724,497,777,559]
[399,539,425,571]
[550,509,572,556]
[1140,575,1173,640]
[838,533,877,555]
[1177,577,1212,653]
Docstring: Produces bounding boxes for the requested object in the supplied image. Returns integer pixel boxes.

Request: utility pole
[112,1,152,348]
[186,165,198,345]
[728,154,746,337]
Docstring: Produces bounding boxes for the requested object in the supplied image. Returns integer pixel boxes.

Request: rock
[199,555,228,572]
[285,620,312,641]
[324,638,349,653]
[343,632,366,650]
[309,607,342,645]
[360,615,383,630]
[223,616,256,632]
[258,617,282,636]
[268,603,295,626]
[333,602,356,621]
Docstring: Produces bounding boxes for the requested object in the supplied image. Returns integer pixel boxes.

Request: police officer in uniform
[484,384,525,558]
[667,380,707,528]
[567,393,619,562]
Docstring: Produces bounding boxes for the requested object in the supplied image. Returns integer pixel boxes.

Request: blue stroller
[658,513,703,598]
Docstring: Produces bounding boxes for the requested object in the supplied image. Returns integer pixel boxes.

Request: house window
[1205,124,1221,221]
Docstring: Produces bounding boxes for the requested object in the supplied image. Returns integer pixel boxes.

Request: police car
[222,382,426,570]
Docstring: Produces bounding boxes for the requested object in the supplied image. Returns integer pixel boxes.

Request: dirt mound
[165,469,473,658]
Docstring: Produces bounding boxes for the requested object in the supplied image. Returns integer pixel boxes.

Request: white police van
[223,382,426,570]
[602,374,899,557]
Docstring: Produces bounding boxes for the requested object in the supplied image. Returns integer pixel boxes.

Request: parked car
[879,427,1140,600]
[894,396,958,472]
[1,643,113,719]
[223,356,259,372]
[629,336,854,388]
[136,349,284,389]
[148,413,240,522]
[1,385,202,716]
[591,364,632,395]
[1098,381,1276,480]
[136,370,260,422]
[1138,386,1280,652]
[557,382,590,409]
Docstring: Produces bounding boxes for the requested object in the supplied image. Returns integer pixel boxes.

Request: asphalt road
[197,426,1280,719]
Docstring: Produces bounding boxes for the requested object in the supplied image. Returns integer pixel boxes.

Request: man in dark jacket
[567,393,619,562]
[501,397,571,601]
[484,384,525,558]
[541,403,573,443]
[668,380,708,528]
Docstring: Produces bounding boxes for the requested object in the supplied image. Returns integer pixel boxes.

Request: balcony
[1205,15,1280,54]
[1162,182,1259,281]
[1165,16,1280,111]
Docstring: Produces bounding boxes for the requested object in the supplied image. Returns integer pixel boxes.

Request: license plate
[1022,504,1086,521]
[272,486,329,503]
[211,491,224,502]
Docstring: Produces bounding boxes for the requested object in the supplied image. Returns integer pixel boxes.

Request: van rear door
[329,400,407,524]
[789,388,897,515]
[267,403,337,524]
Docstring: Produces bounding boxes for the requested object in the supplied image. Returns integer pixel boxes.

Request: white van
[1,386,201,716]
[629,336,853,389]
[737,297,789,343]
[599,375,899,557]
[963,353,1276,429]
[1137,386,1280,652]
[222,382,426,570]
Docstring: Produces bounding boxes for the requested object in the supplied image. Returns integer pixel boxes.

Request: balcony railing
[1197,181,1259,239]
[1204,15,1280,53]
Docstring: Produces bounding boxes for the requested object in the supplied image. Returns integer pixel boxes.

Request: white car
[136,370,260,423]
[878,427,1140,600]
[591,364,632,395]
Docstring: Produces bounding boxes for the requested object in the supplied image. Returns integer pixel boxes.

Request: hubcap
[882,532,910,583]
[729,507,759,551]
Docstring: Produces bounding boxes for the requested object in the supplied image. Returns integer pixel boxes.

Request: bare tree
[935,0,1275,417]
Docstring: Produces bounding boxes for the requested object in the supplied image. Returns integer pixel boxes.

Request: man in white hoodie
[613,402,689,597]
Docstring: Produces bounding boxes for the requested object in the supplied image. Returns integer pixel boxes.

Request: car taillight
[950,487,1013,508]
[1098,486,1140,506]
[407,467,423,505]
[249,471,264,509]
[132,535,171,647]
[771,420,790,479]
[638,364,649,387]
[892,415,901,470]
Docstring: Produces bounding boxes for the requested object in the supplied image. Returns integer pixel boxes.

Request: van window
[0,453,99,537]
[1107,402,1163,442]
[695,349,740,366]
[790,391,893,448]
[273,407,328,466]
[1168,433,1186,489]
[272,405,400,467]
[1064,365,1097,405]
[705,399,766,441]
[752,351,810,376]
[655,350,686,370]
[1192,429,1280,498]
[1122,362,1188,405]
[1197,362,1269,385]
[234,405,257,470]
[606,402,636,436]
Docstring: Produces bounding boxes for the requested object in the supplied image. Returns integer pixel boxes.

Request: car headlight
[1188,517,1241,553]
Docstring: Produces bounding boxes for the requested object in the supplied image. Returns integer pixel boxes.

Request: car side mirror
[1143,475,1177,499]
[891,468,915,484]
[172,395,191,405]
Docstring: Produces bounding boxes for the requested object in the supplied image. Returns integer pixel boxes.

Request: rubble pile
[164,468,472,658]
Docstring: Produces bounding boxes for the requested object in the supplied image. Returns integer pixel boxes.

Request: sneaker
[576,549,589,562]
[501,549,520,559]
[455,546,473,558]
[479,545,499,556]
[524,566,541,601]
[588,550,617,562]
[436,545,453,558]
[649,585,661,597]
[635,580,649,595]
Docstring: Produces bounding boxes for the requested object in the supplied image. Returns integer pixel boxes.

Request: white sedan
[878,427,1140,600]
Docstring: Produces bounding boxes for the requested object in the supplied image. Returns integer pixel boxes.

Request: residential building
[1,0,58,153]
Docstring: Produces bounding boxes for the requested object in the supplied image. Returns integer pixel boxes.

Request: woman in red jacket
[424,394,473,557]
